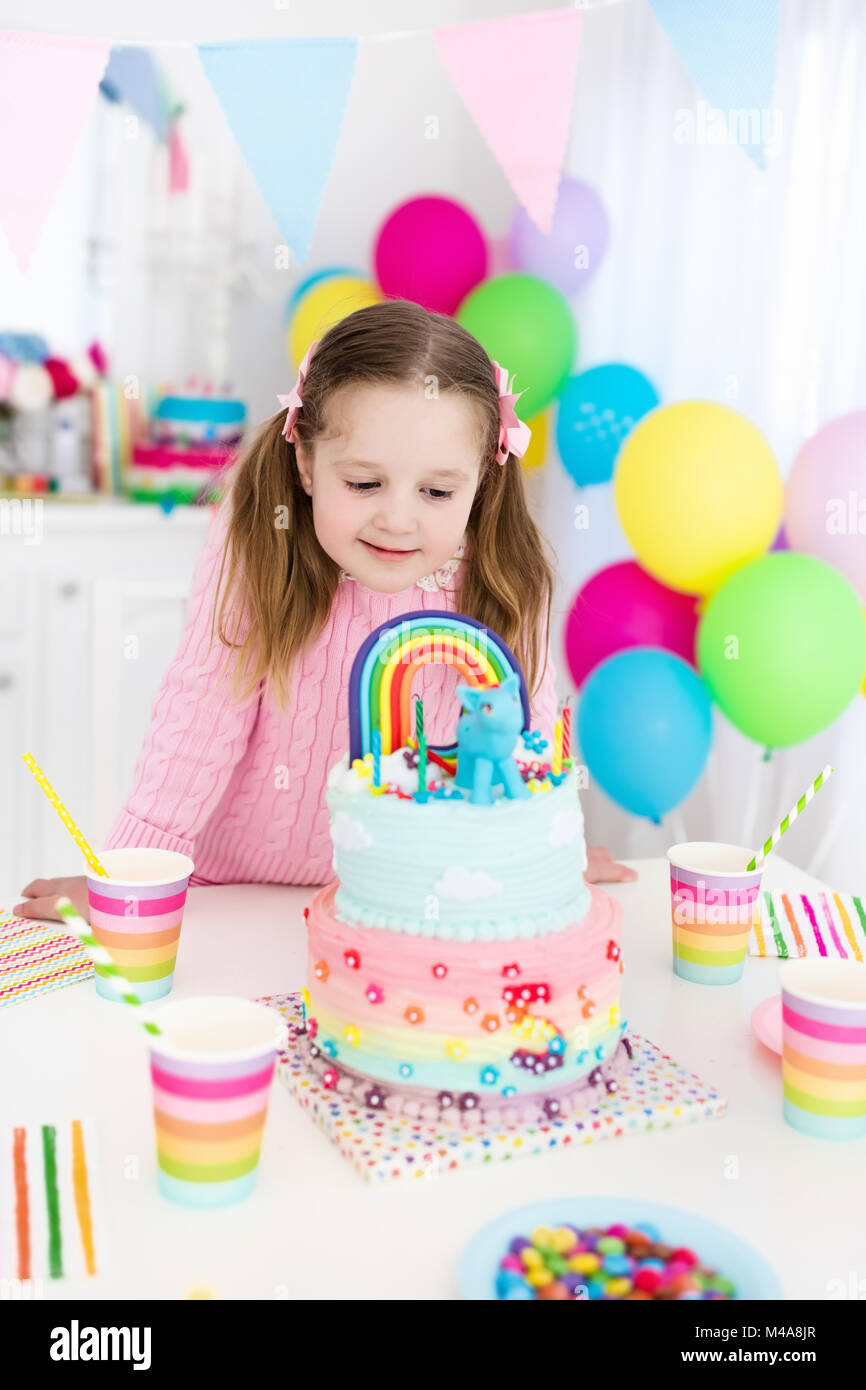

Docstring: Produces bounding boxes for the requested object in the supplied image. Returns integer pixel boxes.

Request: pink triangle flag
[433,8,582,236]
[0,31,111,273]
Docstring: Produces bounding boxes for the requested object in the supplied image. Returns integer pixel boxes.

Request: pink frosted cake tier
[301,880,631,1124]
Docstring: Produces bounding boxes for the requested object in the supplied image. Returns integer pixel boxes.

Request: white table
[1,856,860,1301]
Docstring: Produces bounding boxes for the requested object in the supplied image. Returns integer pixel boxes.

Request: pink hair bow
[277,339,319,443]
[492,361,531,465]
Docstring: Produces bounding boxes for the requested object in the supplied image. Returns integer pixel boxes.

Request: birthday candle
[552,719,562,776]
[562,700,571,760]
[415,695,424,745]
[372,729,381,788]
[417,734,428,801]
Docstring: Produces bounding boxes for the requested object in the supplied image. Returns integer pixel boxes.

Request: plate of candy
[458,1197,782,1300]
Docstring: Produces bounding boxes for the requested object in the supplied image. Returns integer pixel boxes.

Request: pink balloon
[785,412,866,602]
[373,195,488,316]
[564,560,701,688]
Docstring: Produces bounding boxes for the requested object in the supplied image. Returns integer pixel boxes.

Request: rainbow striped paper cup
[667,842,762,985]
[86,848,194,1003]
[147,996,285,1207]
[781,959,866,1140]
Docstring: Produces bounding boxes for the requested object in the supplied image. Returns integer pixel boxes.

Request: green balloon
[697,552,866,747]
[456,273,576,416]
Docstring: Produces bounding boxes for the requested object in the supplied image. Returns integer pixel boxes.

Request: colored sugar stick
[746,765,834,872]
[21,754,108,877]
[561,699,571,760]
[53,897,161,1034]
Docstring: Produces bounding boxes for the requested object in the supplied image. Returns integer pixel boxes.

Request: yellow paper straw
[54,897,161,1034]
[746,764,834,872]
[21,753,108,877]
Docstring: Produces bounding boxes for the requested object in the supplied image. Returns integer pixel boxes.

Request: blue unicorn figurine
[454,673,530,805]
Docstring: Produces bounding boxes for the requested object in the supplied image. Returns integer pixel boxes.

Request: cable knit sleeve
[102,501,261,858]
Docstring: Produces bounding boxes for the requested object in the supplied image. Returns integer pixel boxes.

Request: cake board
[260,993,728,1184]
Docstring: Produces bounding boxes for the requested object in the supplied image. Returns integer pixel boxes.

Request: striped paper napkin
[750,890,866,960]
[0,912,93,1008]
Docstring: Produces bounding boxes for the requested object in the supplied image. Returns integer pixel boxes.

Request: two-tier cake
[299,610,632,1125]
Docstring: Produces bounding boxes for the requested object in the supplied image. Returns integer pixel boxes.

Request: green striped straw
[746,764,834,872]
[54,896,162,1035]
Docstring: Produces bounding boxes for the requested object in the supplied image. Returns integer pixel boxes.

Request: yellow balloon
[519,411,548,471]
[288,276,381,369]
[613,401,783,597]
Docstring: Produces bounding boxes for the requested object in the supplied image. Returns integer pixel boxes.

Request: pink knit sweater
[104,504,559,888]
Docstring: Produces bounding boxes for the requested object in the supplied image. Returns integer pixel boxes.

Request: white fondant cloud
[549,808,583,848]
[434,864,502,901]
[331,812,373,851]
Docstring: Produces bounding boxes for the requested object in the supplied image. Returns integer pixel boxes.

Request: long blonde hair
[206,298,556,714]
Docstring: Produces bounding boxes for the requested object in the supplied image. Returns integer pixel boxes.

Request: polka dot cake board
[260,993,727,1184]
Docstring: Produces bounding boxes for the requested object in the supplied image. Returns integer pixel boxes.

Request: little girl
[16,299,636,921]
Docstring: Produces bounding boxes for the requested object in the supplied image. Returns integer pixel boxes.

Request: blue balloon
[556,363,659,486]
[284,266,362,323]
[576,648,712,822]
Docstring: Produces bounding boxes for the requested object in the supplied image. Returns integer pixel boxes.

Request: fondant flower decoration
[277,339,318,443]
[607,940,621,961]
[344,949,361,969]
[481,1014,500,1033]
[463,997,479,1015]
[582,999,596,1019]
[445,1039,467,1060]
[502,1086,517,1098]
[342,1024,360,1046]
[364,1085,387,1110]
[608,1005,620,1027]
[321,1038,337,1058]
[322,1068,339,1090]
[491,361,531,465]
[365,983,384,1004]
[399,1063,414,1079]
[404,1005,425,1025]
[437,1091,455,1109]
[543,1097,562,1119]
[548,1033,566,1055]
[501,963,521,979]
[459,1092,480,1111]
[432,963,448,979]
[314,960,329,981]
[480,1066,500,1086]
[308,1017,318,1040]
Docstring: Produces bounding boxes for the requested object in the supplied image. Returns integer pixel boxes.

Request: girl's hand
[13,875,90,923]
[584,846,638,884]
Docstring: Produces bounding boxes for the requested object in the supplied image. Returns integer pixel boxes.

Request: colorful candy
[497,1221,737,1300]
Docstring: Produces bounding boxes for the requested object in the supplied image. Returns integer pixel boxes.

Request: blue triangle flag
[650,0,780,169]
[197,38,358,265]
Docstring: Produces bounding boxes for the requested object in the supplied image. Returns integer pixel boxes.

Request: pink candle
[562,700,571,760]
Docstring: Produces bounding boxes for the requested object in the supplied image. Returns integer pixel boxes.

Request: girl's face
[295,382,483,593]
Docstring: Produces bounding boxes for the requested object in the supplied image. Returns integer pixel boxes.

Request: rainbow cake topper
[348,610,530,774]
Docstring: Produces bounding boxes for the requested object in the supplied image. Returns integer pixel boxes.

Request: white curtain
[525,0,866,890]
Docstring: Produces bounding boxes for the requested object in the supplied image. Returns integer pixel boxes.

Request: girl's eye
[344,481,453,500]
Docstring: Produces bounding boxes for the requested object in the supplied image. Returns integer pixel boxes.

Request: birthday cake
[300,610,632,1125]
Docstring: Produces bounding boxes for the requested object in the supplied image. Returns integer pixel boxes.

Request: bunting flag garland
[433,8,583,235]
[197,37,359,267]
[650,0,781,170]
[0,7,782,272]
[0,31,111,272]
